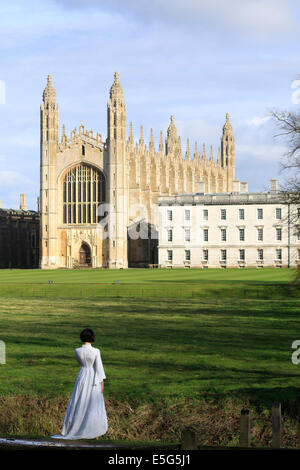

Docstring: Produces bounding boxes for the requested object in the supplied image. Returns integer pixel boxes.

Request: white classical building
[157,179,300,268]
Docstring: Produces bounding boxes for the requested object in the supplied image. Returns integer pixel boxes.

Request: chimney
[197,181,205,194]
[240,182,248,192]
[37,196,40,212]
[20,194,26,211]
[270,179,278,193]
[232,180,240,193]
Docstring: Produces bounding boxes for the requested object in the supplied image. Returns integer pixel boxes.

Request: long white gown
[51,344,108,440]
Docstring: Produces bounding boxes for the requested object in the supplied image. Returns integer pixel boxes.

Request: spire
[177,136,182,156]
[149,128,154,152]
[42,74,56,102]
[194,141,198,160]
[217,147,221,166]
[185,138,190,160]
[107,71,126,141]
[202,143,206,159]
[159,130,164,154]
[167,115,178,140]
[223,112,233,133]
[166,115,178,155]
[139,125,144,148]
[210,145,214,162]
[221,111,235,187]
[61,124,67,143]
[109,71,124,100]
[41,74,59,145]
[128,122,133,144]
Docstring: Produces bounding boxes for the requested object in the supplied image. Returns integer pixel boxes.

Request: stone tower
[40,75,59,268]
[221,112,235,191]
[106,72,128,268]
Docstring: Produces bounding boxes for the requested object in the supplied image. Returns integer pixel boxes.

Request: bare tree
[270,108,300,205]
[270,107,300,281]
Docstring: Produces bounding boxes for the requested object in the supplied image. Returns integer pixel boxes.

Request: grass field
[0,267,300,447]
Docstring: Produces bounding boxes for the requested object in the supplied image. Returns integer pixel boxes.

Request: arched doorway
[79,243,91,266]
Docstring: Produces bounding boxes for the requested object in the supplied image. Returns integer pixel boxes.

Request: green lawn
[0,266,296,283]
[0,267,297,300]
[0,267,300,444]
[0,267,299,404]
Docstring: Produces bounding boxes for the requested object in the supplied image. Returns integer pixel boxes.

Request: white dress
[51,344,108,440]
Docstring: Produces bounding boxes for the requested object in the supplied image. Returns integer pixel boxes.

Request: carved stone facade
[40,73,236,269]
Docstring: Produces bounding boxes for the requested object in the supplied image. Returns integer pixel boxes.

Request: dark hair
[80,328,95,343]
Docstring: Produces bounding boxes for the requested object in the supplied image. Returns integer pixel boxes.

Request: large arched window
[62,164,105,224]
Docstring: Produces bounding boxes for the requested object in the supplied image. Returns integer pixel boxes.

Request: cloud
[0,136,38,149]
[52,0,297,42]
[0,170,39,210]
[247,116,271,127]
[0,170,37,189]
[237,144,286,163]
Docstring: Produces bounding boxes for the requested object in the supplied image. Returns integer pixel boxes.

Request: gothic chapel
[40,73,235,269]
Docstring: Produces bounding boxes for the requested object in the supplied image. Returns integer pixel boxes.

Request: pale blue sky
[0,0,299,210]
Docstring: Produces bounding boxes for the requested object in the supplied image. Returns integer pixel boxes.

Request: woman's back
[75,344,106,385]
[75,344,98,368]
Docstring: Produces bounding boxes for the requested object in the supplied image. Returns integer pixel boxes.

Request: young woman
[51,328,108,440]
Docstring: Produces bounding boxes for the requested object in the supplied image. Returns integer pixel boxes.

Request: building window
[257,228,263,241]
[221,209,226,220]
[185,209,190,221]
[298,208,300,219]
[185,228,190,242]
[276,248,282,260]
[221,249,227,261]
[239,208,245,220]
[62,164,106,225]
[167,210,173,221]
[298,249,300,260]
[203,209,208,220]
[298,230,300,241]
[276,228,282,241]
[257,208,263,219]
[258,249,263,260]
[239,228,245,241]
[221,228,227,241]
[167,250,173,261]
[276,208,282,219]
[82,145,85,156]
[167,229,173,242]
[239,249,245,261]
[203,229,209,242]
[203,249,208,261]
[185,250,191,261]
